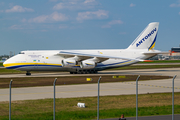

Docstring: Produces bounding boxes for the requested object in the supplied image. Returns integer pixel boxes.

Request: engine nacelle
[62,59,77,67]
[80,60,96,69]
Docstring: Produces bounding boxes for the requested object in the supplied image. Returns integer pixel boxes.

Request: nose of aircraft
[3,54,25,69]
[3,58,10,68]
[3,55,17,68]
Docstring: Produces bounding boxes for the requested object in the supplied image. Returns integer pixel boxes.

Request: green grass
[0,62,3,66]
[0,68,25,74]
[0,75,171,88]
[139,60,180,63]
[1,105,180,120]
[112,64,180,70]
[0,93,180,120]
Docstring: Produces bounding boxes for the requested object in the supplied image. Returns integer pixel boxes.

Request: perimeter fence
[1,75,180,120]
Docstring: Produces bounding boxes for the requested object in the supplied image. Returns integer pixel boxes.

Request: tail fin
[127,22,159,50]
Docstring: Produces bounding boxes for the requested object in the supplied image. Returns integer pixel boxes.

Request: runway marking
[122,82,180,89]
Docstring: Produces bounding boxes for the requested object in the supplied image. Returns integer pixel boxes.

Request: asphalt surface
[1,78,180,101]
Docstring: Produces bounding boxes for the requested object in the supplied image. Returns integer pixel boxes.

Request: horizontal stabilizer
[143,51,170,55]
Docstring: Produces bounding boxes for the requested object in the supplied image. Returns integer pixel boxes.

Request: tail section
[127,22,159,50]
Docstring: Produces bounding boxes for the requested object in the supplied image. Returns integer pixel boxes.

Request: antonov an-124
[3,22,165,75]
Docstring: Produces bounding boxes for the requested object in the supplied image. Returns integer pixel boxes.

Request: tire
[26,72,31,76]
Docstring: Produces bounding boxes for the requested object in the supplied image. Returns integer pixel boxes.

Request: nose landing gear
[26,71,31,76]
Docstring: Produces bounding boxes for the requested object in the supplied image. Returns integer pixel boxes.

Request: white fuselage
[3,49,155,72]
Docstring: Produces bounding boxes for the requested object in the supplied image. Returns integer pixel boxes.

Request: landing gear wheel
[26,72,31,76]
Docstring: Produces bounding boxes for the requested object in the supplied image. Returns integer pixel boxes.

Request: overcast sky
[0,0,180,55]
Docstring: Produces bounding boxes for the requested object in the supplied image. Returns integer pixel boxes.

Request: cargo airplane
[3,22,163,75]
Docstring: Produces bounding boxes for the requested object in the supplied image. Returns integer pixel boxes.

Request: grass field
[0,62,3,66]
[0,75,171,88]
[0,92,180,120]
[112,64,180,70]
[0,68,25,74]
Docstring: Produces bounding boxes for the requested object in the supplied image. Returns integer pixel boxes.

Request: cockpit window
[19,52,25,54]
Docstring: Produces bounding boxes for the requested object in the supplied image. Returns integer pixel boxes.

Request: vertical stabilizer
[127,22,159,50]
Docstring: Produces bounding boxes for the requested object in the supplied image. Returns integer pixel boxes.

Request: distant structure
[0,51,15,63]
[149,47,180,60]
[0,57,8,63]
[169,47,180,60]
[171,47,180,53]
[0,54,10,63]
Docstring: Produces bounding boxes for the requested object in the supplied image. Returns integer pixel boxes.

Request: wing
[57,50,143,62]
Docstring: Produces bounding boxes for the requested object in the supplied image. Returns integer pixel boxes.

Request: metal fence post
[136,75,140,120]
[97,76,101,120]
[53,78,57,120]
[172,75,177,120]
[9,79,13,120]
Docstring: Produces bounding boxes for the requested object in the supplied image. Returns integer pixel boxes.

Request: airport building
[169,47,180,60]
[149,47,180,60]
[171,47,180,52]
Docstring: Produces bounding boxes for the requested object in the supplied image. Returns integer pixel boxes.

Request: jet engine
[62,59,77,67]
[80,60,96,69]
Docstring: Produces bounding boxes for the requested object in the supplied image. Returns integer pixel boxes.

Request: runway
[0,68,180,102]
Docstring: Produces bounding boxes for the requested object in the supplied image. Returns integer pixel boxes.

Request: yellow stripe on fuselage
[3,63,62,67]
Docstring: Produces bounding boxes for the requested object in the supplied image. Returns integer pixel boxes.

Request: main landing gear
[70,70,98,74]
[26,71,31,76]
